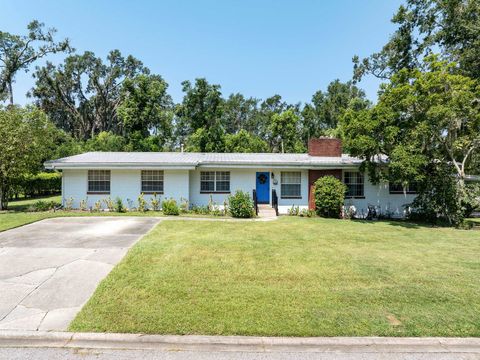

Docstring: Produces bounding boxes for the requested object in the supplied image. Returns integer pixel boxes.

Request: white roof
[45,151,364,170]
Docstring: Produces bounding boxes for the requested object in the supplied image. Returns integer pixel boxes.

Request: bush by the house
[27,200,61,212]
[314,176,346,218]
[162,198,180,215]
[115,197,126,213]
[228,190,254,218]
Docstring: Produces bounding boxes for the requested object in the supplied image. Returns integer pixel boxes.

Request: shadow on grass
[349,218,439,230]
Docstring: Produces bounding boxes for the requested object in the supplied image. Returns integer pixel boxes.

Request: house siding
[61,167,415,217]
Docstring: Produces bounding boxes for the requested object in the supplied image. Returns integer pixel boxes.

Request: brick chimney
[308,137,342,157]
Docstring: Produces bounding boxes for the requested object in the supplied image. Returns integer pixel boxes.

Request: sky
[1,0,403,105]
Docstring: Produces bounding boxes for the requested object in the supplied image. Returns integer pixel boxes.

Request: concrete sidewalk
[0,330,479,354]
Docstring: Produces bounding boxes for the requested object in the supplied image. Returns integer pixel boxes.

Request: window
[200,171,230,193]
[88,170,110,193]
[141,170,164,193]
[281,172,301,198]
[389,182,418,194]
[344,171,364,198]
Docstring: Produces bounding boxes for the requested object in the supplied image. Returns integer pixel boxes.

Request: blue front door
[256,172,270,204]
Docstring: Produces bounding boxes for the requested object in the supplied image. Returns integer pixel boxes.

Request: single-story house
[44,138,417,217]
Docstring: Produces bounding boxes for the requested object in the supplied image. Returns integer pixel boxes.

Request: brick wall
[308,138,342,157]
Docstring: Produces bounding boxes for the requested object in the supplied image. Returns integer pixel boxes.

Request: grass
[0,194,228,232]
[69,217,480,337]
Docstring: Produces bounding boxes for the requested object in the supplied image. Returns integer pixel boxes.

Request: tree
[221,93,259,134]
[118,74,174,149]
[342,57,480,223]
[84,131,127,152]
[0,106,56,210]
[0,20,70,104]
[30,50,148,139]
[301,80,370,142]
[224,129,268,152]
[176,78,224,151]
[269,109,305,153]
[353,0,480,81]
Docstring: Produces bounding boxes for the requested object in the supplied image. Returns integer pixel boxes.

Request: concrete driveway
[0,217,159,331]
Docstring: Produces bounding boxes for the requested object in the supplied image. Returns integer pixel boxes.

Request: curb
[1,331,480,353]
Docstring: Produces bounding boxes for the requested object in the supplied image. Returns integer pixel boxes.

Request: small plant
[27,200,61,212]
[64,197,74,211]
[299,208,315,217]
[228,190,254,218]
[288,205,300,216]
[343,205,357,219]
[102,197,115,212]
[138,193,147,212]
[93,200,102,212]
[162,198,180,215]
[115,197,126,213]
[150,193,161,211]
[314,176,347,218]
[180,197,189,213]
[79,197,88,211]
[190,204,210,215]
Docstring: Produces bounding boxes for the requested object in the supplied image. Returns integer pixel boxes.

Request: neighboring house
[44,138,417,217]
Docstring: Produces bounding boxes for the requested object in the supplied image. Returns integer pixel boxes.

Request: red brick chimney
[308,137,342,157]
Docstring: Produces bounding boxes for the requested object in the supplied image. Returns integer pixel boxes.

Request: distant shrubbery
[10,172,61,199]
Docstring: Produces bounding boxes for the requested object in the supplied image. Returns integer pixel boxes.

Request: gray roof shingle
[45,151,364,169]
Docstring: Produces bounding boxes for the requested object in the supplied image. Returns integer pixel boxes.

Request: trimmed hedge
[11,172,62,198]
[228,190,255,218]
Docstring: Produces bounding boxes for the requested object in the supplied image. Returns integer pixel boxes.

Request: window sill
[345,196,365,199]
[200,192,231,194]
[389,192,418,195]
[141,192,164,195]
[87,192,110,195]
[281,196,302,199]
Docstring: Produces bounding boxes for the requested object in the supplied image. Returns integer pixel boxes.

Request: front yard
[70,217,480,337]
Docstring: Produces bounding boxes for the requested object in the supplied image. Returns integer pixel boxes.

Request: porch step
[258,205,277,218]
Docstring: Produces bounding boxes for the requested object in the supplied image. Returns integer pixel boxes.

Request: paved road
[1,347,478,360]
[0,217,159,331]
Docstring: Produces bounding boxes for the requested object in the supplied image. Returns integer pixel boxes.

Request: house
[44,138,417,217]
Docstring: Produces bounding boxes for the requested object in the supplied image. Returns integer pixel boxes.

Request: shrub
[103,197,115,212]
[27,200,61,212]
[228,190,254,218]
[150,193,161,211]
[288,205,300,216]
[64,197,74,211]
[115,197,126,213]
[138,193,147,212]
[93,200,102,212]
[79,198,88,211]
[314,176,347,218]
[162,198,180,215]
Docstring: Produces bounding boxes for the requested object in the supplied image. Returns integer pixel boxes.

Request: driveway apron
[0,217,159,331]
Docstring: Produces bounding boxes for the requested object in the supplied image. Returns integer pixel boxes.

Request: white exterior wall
[62,169,189,209]
[188,168,309,214]
[344,172,416,218]
[62,167,415,217]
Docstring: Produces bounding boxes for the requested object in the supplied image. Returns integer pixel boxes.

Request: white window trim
[141,170,164,194]
[87,170,111,194]
[280,171,302,199]
[343,171,364,198]
[200,171,231,193]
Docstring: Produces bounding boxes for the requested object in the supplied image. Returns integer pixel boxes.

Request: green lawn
[6,195,62,212]
[70,217,480,337]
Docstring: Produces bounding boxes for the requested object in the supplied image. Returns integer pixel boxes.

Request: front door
[256,172,270,204]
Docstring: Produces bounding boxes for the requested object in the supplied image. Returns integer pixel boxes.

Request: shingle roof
[45,151,364,169]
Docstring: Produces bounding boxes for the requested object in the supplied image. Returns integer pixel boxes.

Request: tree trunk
[7,81,13,105]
